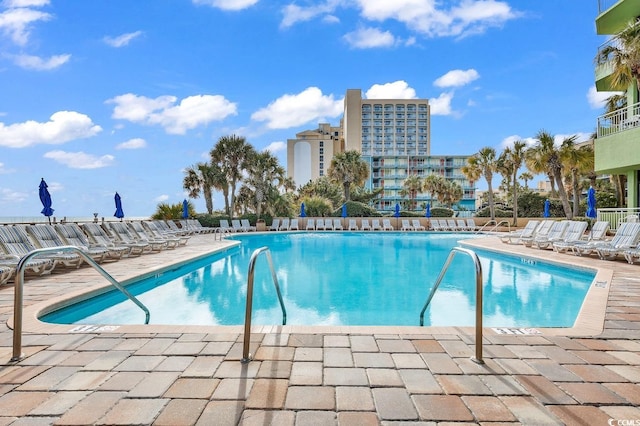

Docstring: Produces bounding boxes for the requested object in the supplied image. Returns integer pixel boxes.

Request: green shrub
[430,207,454,217]
[476,207,513,218]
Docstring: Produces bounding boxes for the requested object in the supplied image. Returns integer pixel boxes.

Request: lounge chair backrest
[532,220,554,237]
[402,219,410,228]
[372,219,381,229]
[615,222,640,248]
[589,221,609,241]
[0,225,38,256]
[544,221,570,240]
[562,221,588,242]
[348,219,357,228]
[270,219,280,230]
[219,219,231,229]
[54,223,91,248]
[108,222,138,243]
[81,223,115,246]
[290,219,299,230]
[457,219,466,230]
[281,218,290,229]
[466,219,477,230]
[306,219,315,230]
[231,220,243,230]
[25,224,67,248]
[361,219,370,230]
[333,219,341,228]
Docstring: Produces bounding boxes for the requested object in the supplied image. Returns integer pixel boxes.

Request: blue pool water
[42,232,596,327]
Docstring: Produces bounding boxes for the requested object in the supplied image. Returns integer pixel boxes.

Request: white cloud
[192,0,258,11]
[0,5,51,45]
[107,93,237,135]
[264,141,286,153]
[11,53,70,70]
[429,91,454,115]
[434,69,479,88]
[43,150,115,169]
[354,0,518,39]
[251,87,343,129]
[116,138,146,150]
[281,1,342,28]
[155,194,169,202]
[365,81,417,99]
[0,111,102,148]
[103,30,143,47]
[343,27,395,49]
[587,86,622,109]
[0,187,29,203]
[2,1,49,7]
[501,133,592,150]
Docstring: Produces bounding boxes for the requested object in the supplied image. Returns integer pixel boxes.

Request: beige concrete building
[287,123,343,187]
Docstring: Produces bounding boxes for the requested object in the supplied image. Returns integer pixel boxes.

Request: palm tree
[402,175,422,210]
[463,147,497,221]
[596,22,640,91]
[182,162,225,215]
[519,171,533,189]
[526,130,572,218]
[498,141,526,226]
[327,150,370,202]
[210,135,256,218]
[560,138,594,217]
[245,151,286,219]
[422,174,442,207]
[441,180,463,208]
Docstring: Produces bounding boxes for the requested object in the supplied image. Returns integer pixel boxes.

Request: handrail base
[471,356,484,365]
[241,354,253,363]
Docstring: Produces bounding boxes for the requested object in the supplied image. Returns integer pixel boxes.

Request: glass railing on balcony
[597,101,640,137]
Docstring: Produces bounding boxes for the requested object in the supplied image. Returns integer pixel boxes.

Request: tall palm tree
[560,138,594,217]
[182,162,225,214]
[526,130,572,218]
[245,151,286,219]
[441,180,463,208]
[463,147,497,221]
[402,175,422,210]
[498,141,526,226]
[422,174,441,207]
[327,150,369,202]
[210,135,255,218]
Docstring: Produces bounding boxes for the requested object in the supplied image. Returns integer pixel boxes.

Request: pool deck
[0,232,639,425]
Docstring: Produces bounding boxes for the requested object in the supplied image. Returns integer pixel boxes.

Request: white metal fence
[597,207,640,231]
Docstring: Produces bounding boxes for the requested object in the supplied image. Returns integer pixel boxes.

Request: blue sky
[0,0,611,218]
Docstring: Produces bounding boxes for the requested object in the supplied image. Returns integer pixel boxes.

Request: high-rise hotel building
[287,89,476,212]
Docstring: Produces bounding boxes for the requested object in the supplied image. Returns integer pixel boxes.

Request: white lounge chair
[371,219,382,231]
[466,219,479,231]
[270,219,280,231]
[316,218,326,230]
[382,219,394,231]
[360,219,371,231]
[333,219,343,230]
[144,221,190,246]
[105,222,155,254]
[348,219,358,231]
[279,218,290,231]
[401,219,414,231]
[563,221,610,255]
[219,219,233,233]
[306,219,315,230]
[289,219,299,230]
[128,221,176,250]
[499,220,540,244]
[241,219,256,232]
[519,220,554,247]
[551,221,590,253]
[23,224,84,268]
[412,219,425,231]
[0,226,57,275]
[530,220,570,249]
[81,223,139,257]
[446,219,459,231]
[0,264,14,285]
[232,219,247,232]
[596,222,640,260]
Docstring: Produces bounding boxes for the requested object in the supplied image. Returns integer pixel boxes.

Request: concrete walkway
[0,233,639,425]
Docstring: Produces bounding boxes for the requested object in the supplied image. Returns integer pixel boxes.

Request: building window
[362,104,371,112]
[319,147,324,154]
[319,155,324,161]
[319,141,324,147]
[373,104,382,112]
[396,104,405,112]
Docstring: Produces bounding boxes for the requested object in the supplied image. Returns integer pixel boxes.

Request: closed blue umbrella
[114,192,124,220]
[300,202,306,217]
[39,178,54,222]
[182,199,189,219]
[586,187,597,219]
[341,203,347,218]
[425,203,431,218]
[394,203,400,218]
[543,199,550,218]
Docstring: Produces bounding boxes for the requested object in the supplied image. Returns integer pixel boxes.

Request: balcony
[597,101,640,137]
[596,0,640,35]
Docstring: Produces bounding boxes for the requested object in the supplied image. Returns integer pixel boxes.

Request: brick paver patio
[1,232,639,425]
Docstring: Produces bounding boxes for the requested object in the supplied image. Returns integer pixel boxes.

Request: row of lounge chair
[431,219,479,232]
[500,218,640,263]
[0,220,196,285]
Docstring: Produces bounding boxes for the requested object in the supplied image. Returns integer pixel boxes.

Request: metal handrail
[419,247,484,364]
[476,219,510,234]
[12,246,150,362]
[241,247,286,363]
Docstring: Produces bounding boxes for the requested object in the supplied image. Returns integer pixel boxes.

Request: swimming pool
[41,232,596,327]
